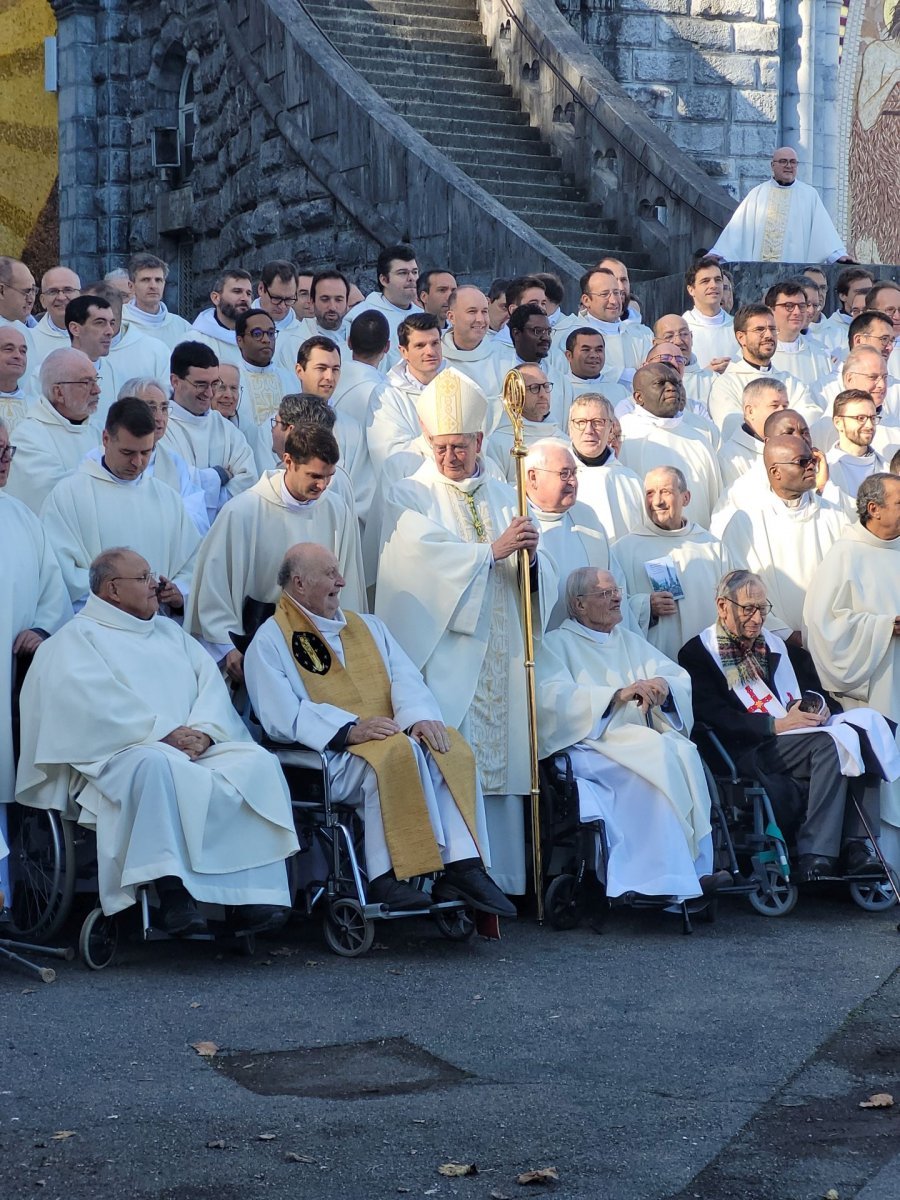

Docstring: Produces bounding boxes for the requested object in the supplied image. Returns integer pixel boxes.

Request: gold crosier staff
[501,367,544,922]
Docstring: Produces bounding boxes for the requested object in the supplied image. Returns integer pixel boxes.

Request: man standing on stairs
[191,268,254,370]
[573,268,645,383]
[441,286,508,413]
[682,257,739,372]
[355,244,421,358]
[417,270,457,333]
[489,276,548,350]
[367,313,445,473]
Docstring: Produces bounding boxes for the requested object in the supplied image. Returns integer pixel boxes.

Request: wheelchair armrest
[261,738,328,773]
[693,723,740,785]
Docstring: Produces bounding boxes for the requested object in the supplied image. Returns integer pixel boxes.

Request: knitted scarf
[715,619,771,690]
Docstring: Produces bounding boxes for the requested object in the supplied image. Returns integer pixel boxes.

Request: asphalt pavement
[3,890,900,1200]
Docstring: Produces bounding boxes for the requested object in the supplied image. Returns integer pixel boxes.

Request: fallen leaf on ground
[206,1139,226,1149]
[191,1041,219,1057]
[424,1190,438,1197]
[284,1151,316,1164]
[21,988,35,995]
[439,1162,478,1177]
[304,960,322,967]
[490,1191,512,1200]
[257,1132,277,1141]
[189,1001,201,1009]
[823,1190,840,1199]
[50,1131,76,1141]
[270,946,300,957]
[516,1166,559,1185]
[859,1092,894,1108]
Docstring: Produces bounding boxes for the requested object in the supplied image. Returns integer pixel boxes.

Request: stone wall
[555,0,783,199]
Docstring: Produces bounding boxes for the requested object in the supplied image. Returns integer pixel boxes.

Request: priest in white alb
[719,434,847,644]
[4,348,101,513]
[681,258,738,371]
[16,548,298,932]
[376,369,556,894]
[441,286,507,411]
[233,309,296,475]
[708,147,850,264]
[614,466,732,660]
[717,377,788,489]
[0,417,71,906]
[486,363,566,483]
[804,474,900,870]
[244,542,515,917]
[0,323,29,432]
[41,398,200,612]
[187,424,365,684]
[535,567,727,901]
[825,390,892,498]
[565,394,644,540]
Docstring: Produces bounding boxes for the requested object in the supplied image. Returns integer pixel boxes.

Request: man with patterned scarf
[679,570,898,882]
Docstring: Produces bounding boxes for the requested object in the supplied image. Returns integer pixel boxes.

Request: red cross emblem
[746,685,774,713]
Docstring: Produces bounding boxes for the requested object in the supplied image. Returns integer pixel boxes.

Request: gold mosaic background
[0,0,57,259]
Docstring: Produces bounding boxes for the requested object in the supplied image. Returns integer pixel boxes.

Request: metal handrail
[493,0,723,223]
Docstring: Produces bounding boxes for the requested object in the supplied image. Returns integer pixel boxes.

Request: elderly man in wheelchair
[678,569,900,884]
[243,541,516,919]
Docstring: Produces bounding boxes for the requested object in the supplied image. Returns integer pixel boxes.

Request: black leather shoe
[699,870,735,895]
[367,873,433,911]
[797,854,838,882]
[433,862,518,918]
[157,891,208,936]
[842,840,881,876]
[233,905,291,935]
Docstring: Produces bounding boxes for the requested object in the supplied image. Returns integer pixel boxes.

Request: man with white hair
[614,466,732,659]
[524,439,635,630]
[0,416,70,909]
[16,547,298,934]
[4,348,101,512]
[486,363,566,483]
[717,377,789,488]
[0,323,29,431]
[376,369,554,895]
[41,397,200,611]
[535,566,727,901]
[565,393,644,540]
[813,347,900,450]
[245,543,514,917]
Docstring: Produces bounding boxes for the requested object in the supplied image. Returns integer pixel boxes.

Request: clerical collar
[285,592,348,639]
[242,360,274,375]
[628,406,683,429]
[689,308,725,326]
[44,314,68,334]
[776,338,802,353]
[741,421,764,443]
[774,179,795,188]
[530,503,568,525]
[0,386,23,398]
[582,314,621,335]
[576,623,611,644]
[170,400,209,424]
[99,456,142,486]
[741,359,773,373]
[644,518,688,536]
[126,300,168,327]
[574,447,612,467]
[280,476,317,509]
[776,491,811,511]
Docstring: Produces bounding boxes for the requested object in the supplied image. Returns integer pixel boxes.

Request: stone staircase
[300,0,654,276]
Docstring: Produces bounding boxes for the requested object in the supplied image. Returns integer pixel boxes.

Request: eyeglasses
[263,288,297,306]
[532,467,577,482]
[770,456,814,469]
[840,412,881,425]
[585,289,622,300]
[772,158,797,166]
[522,326,551,337]
[773,301,806,312]
[722,598,774,618]
[860,334,895,347]
[2,282,38,300]
[270,415,288,429]
[570,418,609,431]
[245,327,277,341]
[58,377,100,388]
[525,381,553,394]
[389,268,419,280]
[0,444,16,463]
[110,571,158,585]
[182,378,220,394]
[42,287,80,299]
[652,353,687,366]
[848,372,887,386]
[214,382,240,396]
[579,587,622,601]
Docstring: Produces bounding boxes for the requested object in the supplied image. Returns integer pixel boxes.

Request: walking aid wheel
[433,906,476,941]
[850,868,900,912]
[545,873,585,931]
[79,907,119,970]
[323,897,375,957]
[747,863,798,917]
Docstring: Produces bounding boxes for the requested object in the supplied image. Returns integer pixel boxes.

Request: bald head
[277,542,346,620]
[645,340,686,377]
[652,314,692,356]
[771,146,799,185]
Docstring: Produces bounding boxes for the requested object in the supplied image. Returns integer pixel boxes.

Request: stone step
[465,160,577,185]
[308,15,487,47]
[325,31,495,60]
[420,126,546,152]
[386,94,527,120]
[411,114,540,139]
[529,222,632,251]
[500,195,613,223]
[444,145,563,170]
[336,43,496,70]
[308,10,485,40]
[361,68,513,97]
[315,0,480,15]
[472,175,584,203]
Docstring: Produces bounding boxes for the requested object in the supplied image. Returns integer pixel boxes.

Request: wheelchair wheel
[433,906,476,942]
[747,864,798,917]
[8,807,77,940]
[849,869,900,912]
[79,907,119,970]
[323,897,375,957]
[545,873,585,931]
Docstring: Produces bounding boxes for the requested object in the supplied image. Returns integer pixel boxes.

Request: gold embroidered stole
[274,597,480,878]
[760,184,792,261]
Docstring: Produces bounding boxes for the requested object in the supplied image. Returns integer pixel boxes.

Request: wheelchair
[4,802,266,970]
[538,752,741,936]
[694,724,900,920]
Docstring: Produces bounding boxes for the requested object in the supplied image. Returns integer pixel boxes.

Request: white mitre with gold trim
[415,367,488,435]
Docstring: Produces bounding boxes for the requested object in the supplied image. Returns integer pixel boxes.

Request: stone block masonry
[556,0,782,199]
